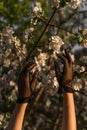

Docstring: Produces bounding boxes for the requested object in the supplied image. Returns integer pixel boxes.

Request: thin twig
[26,7,58,61]
[41,19,79,35]
[59,9,87,27]
[40,9,87,35]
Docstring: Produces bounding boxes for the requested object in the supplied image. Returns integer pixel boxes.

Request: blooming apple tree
[0,0,87,130]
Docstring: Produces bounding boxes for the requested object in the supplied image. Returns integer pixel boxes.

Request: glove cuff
[62,80,72,87]
[58,80,73,93]
[17,97,29,103]
[62,85,74,93]
[17,90,38,104]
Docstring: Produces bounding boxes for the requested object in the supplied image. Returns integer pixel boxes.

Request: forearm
[7,103,28,130]
[61,92,77,130]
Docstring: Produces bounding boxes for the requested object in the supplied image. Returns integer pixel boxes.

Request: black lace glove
[17,62,38,103]
[55,50,74,93]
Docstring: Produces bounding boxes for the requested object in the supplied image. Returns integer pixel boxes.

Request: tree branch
[40,9,87,36]
[41,19,79,35]
[26,7,58,61]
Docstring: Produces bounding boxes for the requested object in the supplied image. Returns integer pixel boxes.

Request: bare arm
[62,92,76,130]
[7,103,28,130]
[7,62,38,130]
[55,50,77,130]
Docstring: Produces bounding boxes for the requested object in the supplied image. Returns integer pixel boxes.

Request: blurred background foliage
[0,0,87,130]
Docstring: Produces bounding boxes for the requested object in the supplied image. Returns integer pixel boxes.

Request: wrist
[17,97,30,103]
[62,79,72,87]
[58,80,74,94]
[62,80,74,93]
[16,103,28,108]
[62,85,74,93]
[17,90,38,104]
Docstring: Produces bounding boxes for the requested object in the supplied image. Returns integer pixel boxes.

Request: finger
[54,61,62,81]
[22,62,36,73]
[57,54,69,74]
[31,70,38,92]
[57,54,67,65]
[27,63,36,71]
[19,62,35,84]
[62,53,68,61]
[65,50,72,63]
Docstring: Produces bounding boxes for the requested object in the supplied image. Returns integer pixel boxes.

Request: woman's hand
[55,50,73,92]
[18,62,38,99]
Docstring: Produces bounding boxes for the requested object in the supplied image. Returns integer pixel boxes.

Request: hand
[18,62,38,99]
[55,50,73,93]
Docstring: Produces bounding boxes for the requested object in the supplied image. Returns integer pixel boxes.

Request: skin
[7,103,28,130]
[7,62,38,130]
[55,51,77,130]
[7,87,76,130]
[62,92,76,130]
[7,51,77,130]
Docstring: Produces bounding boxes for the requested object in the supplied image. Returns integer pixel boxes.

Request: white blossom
[35,52,49,71]
[3,59,11,67]
[46,99,51,107]
[53,77,58,88]
[79,66,85,72]
[83,39,87,48]
[33,2,42,14]
[31,2,44,25]
[49,35,64,54]
[24,27,34,42]
[0,114,4,123]
[9,81,16,86]
[0,26,27,89]
[71,0,85,8]
[73,78,83,90]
